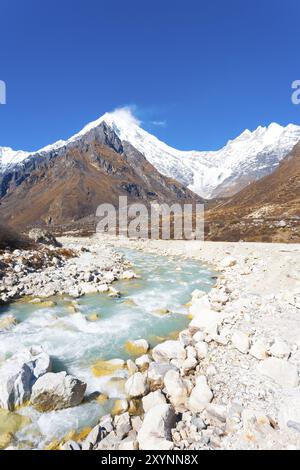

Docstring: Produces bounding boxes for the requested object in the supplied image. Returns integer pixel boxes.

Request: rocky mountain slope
[0,122,199,230]
[205,142,300,242]
[1,109,300,200]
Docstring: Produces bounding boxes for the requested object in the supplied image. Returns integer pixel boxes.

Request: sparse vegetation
[0,221,34,250]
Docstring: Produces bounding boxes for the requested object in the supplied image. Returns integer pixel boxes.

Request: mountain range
[1,109,300,200]
[0,109,300,239]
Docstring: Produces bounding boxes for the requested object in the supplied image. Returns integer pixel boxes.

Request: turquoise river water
[0,248,215,449]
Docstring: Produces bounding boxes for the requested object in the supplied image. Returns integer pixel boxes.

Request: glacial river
[0,248,215,449]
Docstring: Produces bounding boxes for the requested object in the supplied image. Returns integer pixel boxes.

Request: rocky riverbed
[62,236,300,451]
[0,236,132,306]
[1,235,300,450]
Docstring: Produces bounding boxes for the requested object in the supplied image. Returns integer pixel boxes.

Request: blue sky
[1,0,300,152]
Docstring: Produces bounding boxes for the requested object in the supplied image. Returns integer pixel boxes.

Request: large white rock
[209,291,229,305]
[142,390,167,413]
[163,369,188,410]
[257,358,298,388]
[137,404,176,450]
[192,331,205,343]
[118,431,138,450]
[249,339,268,360]
[189,297,221,335]
[125,372,148,398]
[231,331,250,354]
[0,346,51,411]
[269,340,291,359]
[194,341,208,359]
[219,256,237,269]
[122,270,137,280]
[82,424,106,450]
[278,389,300,432]
[135,354,151,371]
[152,340,186,363]
[126,339,149,355]
[191,289,206,300]
[178,329,193,347]
[187,376,213,413]
[31,371,86,411]
[114,412,131,439]
[147,362,178,390]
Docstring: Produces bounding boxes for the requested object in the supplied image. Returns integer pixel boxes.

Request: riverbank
[73,235,300,450]
[0,237,132,306]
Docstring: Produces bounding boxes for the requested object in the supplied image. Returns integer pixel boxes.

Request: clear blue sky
[1,0,300,152]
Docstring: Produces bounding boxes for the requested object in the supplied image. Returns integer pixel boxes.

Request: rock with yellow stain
[153,331,179,344]
[87,313,99,322]
[46,426,92,451]
[128,399,143,416]
[31,371,86,412]
[0,408,31,450]
[122,270,137,280]
[36,301,57,308]
[91,359,125,377]
[111,399,128,416]
[135,354,151,372]
[0,432,13,450]
[153,308,170,316]
[67,305,78,313]
[122,299,136,307]
[45,438,60,451]
[124,339,149,357]
[96,394,109,405]
[0,315,17,332]
[126,359,138,376]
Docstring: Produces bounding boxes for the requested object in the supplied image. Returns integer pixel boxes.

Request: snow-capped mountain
[0,147,30,170]
[1,108,300,199]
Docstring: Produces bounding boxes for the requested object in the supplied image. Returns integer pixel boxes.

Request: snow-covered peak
[0,146,30,170]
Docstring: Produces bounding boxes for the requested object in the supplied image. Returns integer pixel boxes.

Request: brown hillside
[205,142,300,242]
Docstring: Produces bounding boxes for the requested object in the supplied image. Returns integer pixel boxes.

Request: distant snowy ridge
[1,108,300,198]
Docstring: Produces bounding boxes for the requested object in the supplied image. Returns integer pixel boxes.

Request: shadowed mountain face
[0,122,202,230]
[205,142,300,242]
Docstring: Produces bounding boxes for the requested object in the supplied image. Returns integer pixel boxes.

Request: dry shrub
[54,247,77,258]
[0,222,35,250]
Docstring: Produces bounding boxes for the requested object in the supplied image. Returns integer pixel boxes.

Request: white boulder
[137,404,176,450]
[249,339,268,360]
[152,340,186,363]
[135,354,151,371]
[189,297,221,335]
[0,346,51,411]
[194,341,208,359]
[187,376,213,413]
[220,256,237,269]
[163,369,188,410]
[178,329,193,347]
[31,371,86,411]
[231,331,250,354]
[257,358,298,388]
[125,372,148,398]
[269,340,291,359]
[142,390,167,413]
[122,270,137,280]
[147,362,178,390]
